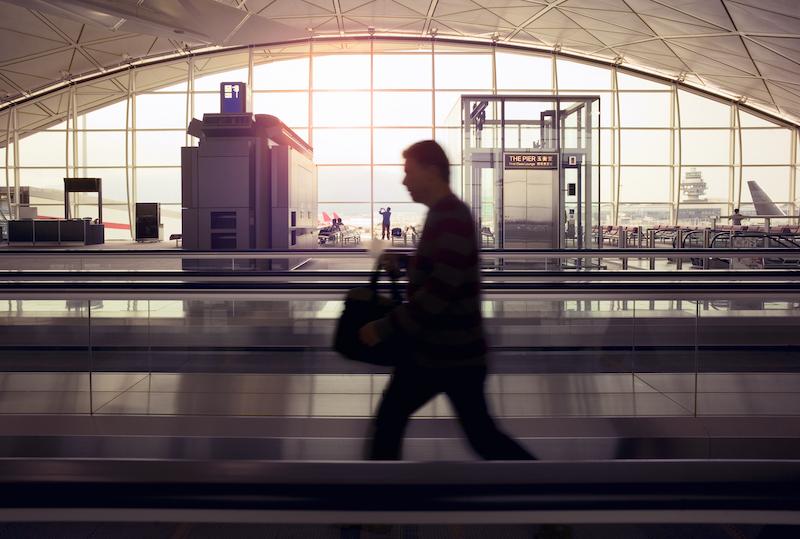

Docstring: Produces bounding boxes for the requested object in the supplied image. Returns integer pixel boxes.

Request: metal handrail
[0,460,798,524]
[0,247,799,259]
[1,280,800,297]
[1,269,800,283]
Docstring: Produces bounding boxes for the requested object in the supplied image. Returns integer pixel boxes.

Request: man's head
[387,206,391,211]
[402,140,451,206]
[734,208,740,214]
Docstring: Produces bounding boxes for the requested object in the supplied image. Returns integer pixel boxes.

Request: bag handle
[369,260,402,304]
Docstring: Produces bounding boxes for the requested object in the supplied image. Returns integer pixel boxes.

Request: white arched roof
[1,0,799,124]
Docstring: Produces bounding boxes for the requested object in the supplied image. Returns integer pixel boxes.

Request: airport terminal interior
[0,0,800,537]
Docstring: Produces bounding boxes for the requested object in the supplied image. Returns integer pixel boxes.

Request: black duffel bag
[333,265,404,366]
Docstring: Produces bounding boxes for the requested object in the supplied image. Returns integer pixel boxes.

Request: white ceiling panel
[480,5,548,27]
[668,36,758,76]
[343,0,422,18]
[560,8,654,36]
[725,1,800,35]
[638,14,726,36]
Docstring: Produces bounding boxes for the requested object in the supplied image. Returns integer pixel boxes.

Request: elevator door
[504,167,559,249]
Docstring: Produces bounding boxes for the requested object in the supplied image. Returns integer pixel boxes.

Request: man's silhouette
[730,208,747,226]
[359,140,534,460]
[379,207,392,240]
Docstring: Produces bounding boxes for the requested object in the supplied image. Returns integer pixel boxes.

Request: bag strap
[369,261,402,304]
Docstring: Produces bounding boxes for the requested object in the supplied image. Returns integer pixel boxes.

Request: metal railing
[0,247,799,273]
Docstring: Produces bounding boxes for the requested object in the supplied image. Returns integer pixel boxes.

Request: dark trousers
[368,362,534,460]
[381,223,390,239]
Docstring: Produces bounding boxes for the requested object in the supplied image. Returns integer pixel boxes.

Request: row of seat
[593,224,800,247]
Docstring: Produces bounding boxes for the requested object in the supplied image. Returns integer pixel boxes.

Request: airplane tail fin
[747,180,784,216]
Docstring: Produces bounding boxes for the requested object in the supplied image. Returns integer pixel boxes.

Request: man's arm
[369,224,477,343]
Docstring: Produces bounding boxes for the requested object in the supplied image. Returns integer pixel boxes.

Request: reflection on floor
[1,371,799,416]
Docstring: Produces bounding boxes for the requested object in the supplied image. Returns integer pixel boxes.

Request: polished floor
[1,371,798,417]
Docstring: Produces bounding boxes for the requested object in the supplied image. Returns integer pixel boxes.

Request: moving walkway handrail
[0,460,798,524]
[0,247,799,260]
[2,269,800,283]
[1,279,800,295]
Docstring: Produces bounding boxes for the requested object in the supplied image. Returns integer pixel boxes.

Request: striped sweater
[373,193,487,367]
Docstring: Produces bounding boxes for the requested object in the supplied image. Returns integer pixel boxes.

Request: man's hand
[359,321,381,347]
[378,252,406,278]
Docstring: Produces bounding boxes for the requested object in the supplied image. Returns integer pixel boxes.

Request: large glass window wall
[1,38,798,241]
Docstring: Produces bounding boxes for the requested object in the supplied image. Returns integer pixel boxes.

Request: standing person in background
[379,207,392,240]
[359,140,535,461]
[730,208,747,226]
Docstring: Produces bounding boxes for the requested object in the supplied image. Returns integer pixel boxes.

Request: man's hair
[403,140,450,184]
[387,206,391,210]
[734,208,740,212]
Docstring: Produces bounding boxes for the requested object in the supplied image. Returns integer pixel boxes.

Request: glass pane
[253,57,309,90]
[559,91,611,128]
[319,203,370,237]
[79,131,127,167]
[19,131,67,167]
[434,127,461,164]
[193,93,220,118]
[371,202,426,238]
[81,168,129,202]
[374,165,412,202]
[620,130,670,165]
[19,168,65,195]
[313,55,370,89]
[496,52,552,90]
[742,129,791,164]
[739,109,779,128]
[597,166,614,203]
[317,166,370,202]
[616,72,669,90]
[599,128,612,165]
[82,100,127,129]
[147,203,178,239]
[619,93,671,128]
[136,167,181,203]
[312,129,370,164]
[136,94,187,129]
[677,203,726,228]
[194,66,249,92]
[374,54,432,89]
[434,54,492,89]
[373,92,432,126]
[252,92,308,127]
[679,90,730,128]
[679,166,729,202]
[619,167,670,202]
[435,91,466,125]
[617,204,670,226]
[556,59,611,90]
[740,166,791,203]
[681,130,731,165]
[313,91,370,127]
[373,128,432,165]
[135,131,184,166]
[100,204,132,240]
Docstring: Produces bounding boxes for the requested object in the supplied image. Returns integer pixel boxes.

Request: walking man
[359,140,534,461]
